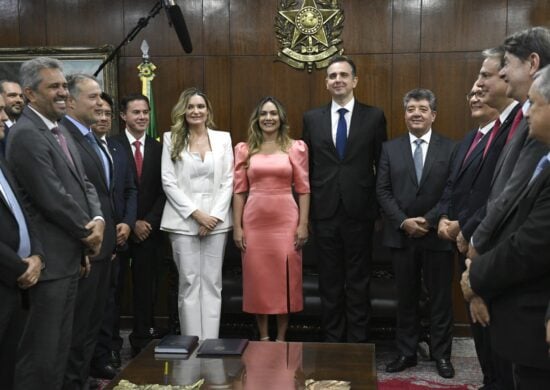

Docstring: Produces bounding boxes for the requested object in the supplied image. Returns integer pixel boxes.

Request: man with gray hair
[377,88,456,378]
[61,74,118,388]
[463,64,550,389]
[6,57,104,390]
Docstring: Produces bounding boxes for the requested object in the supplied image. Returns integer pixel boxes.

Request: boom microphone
[162,0,193,53]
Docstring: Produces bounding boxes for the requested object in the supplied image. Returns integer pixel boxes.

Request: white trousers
[169,232,227,339]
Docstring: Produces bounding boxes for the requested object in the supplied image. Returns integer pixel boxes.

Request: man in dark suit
[302,55,387,343]
[469,27,550,257]
[463,64,550,389]
[0,95,43,389]
[438,49,519,388]
[90,92,137,372]
[377,88,456,378]
[6,57,104,390]
[112,94,165,355]
[61,74,118,388]
[0,80,24,158]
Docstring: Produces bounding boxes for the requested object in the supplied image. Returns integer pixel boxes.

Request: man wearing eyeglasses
[88,92,138,379]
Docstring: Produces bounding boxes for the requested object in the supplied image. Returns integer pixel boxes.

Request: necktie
[413,138,424,182]
[506,109,523,144]
[335,108,348,160]
[51,127,74,167]
[529,155,550,185]
[85,132,110,187]
[133,140,143,180]
[0,167,31,258]
[482,119,500,158]
[463,130,484,165]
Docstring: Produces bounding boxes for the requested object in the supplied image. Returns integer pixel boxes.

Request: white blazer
[160,129,234,235]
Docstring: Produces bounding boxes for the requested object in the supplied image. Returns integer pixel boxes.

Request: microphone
[162,0,193,53]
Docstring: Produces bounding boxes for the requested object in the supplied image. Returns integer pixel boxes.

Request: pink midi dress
[234,140,310,314]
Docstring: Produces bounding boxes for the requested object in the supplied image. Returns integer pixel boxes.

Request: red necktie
[133,140,143,180]
[482,119,500,159]
[506,109,523,144]
[51,127,74,167]
[462,130,484,165]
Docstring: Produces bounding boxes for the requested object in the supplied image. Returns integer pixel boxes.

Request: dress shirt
[5,118,15,128]
[330,98,354,145]
[125,129,146,158]
[498,101,519,125]
[408,129,432,165]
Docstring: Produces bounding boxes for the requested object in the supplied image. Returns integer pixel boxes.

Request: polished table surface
[106,340,377,389]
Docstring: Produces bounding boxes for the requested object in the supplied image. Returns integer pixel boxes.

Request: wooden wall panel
[341,0,392,54]
[0,0,21,46]
[230,0,279,55]
[391,54,420,139]
[204,0,230,56]
[507,0,550,35]
[18,0,47,47]
[421,0,507,52]
[205,56,231,132]
[392,0,421,53]
[46,0,123,47]
[420,52,483,140]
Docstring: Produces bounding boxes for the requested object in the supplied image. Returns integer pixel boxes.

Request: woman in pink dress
[233,96,310,341]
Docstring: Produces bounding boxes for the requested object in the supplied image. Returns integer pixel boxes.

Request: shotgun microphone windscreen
[163,0,193,53]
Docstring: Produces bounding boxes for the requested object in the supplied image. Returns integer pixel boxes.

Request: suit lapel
[63,119,109,192]
[491,117,528,188]
[458,131,489,178]
[319,105,338,159]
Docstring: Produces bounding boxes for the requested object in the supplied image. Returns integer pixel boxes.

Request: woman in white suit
[161,88,234,339]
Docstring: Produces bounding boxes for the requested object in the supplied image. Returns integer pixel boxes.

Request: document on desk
[196,338,249,356]
[154,335,199,354]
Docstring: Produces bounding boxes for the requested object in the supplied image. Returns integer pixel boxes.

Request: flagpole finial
[141,40,150,60]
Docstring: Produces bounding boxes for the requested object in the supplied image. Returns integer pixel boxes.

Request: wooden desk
[107,340,377,389]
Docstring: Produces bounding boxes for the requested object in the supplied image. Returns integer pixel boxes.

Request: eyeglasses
[96,110,113,118]
[465,90,484,101]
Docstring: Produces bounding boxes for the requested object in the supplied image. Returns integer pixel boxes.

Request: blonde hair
[169,88,216,161]
[246,96,292,165]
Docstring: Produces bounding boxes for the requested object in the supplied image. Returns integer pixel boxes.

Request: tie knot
[337,108,348,116]
[133,140,141,148]
[414,138,424,146]
[51,126,60,135]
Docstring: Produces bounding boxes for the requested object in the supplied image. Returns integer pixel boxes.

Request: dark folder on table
[154,335,199,354]
[196,338,249,356]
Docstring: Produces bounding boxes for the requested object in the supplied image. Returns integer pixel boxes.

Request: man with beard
[0,80,24,157]
[6,57,104,390]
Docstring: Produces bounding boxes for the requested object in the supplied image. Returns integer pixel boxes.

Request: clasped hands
[192,209,220,237]
[402,217,429,238]
[461,258,490,327]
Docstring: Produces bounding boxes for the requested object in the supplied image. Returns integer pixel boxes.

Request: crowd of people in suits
[0,25,549,390]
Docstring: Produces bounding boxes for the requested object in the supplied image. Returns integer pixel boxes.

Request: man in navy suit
[0,80,24,158]
[90,92,137,373]
[377,89,456,378]
[302,55,387,343]
[0,94,43,389]
[112,94,165,355]
[463,64,550,389]
[61,74,118,388]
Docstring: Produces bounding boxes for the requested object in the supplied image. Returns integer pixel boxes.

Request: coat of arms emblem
[275,0,345,72]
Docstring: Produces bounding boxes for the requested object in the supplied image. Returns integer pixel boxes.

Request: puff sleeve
[233,142,249,194]
[289,140,310,194]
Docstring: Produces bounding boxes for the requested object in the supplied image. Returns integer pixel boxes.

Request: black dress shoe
[90,364,118,380]
[435,358,455,378]
[385,355,417,373]
[110,350,121,369]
